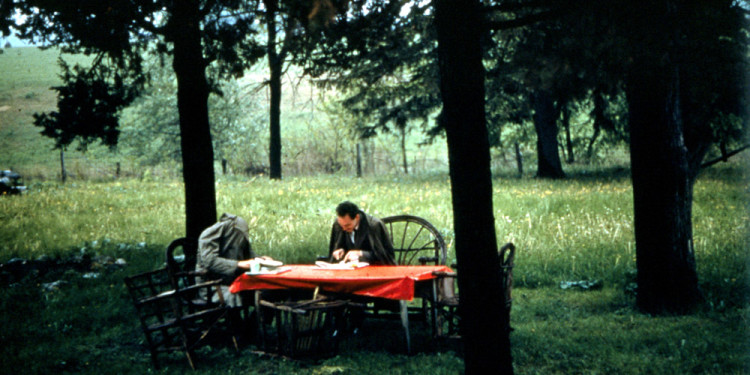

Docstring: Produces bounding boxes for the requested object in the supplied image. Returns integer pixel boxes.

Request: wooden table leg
[254,291,265,349]
[399,300,411,354]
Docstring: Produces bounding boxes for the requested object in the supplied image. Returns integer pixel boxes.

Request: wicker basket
[259,298,348,359]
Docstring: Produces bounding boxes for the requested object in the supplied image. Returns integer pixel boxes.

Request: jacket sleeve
[329,221,343,256]
[369,216,396,265]
[198,221,241,281]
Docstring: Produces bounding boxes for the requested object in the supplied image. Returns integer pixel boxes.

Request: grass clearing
[0,161,747,374]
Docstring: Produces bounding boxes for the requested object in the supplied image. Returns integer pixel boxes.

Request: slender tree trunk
[267,2,282,180]
[562,103,574,163]
[532,90,565,178]
[587,88,611,158]
[514,142,523,176]
[170,0,217,264]
[356,143,362,178]
[400,126,409,174]
[435,0,513,373]
[626,0,702,314]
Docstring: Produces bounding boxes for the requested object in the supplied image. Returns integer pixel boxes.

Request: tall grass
[0,162,747,374]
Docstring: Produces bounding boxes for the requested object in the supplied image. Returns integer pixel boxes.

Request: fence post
[60,149,67,183]
[356,143,362,178]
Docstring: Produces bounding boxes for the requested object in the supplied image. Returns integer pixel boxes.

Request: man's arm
[329,221,344,258]
[198,222,242,280]
[368,216,396,265]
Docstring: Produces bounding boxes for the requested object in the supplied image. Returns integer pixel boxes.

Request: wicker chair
[254,289,349,359]
[124,266,239,369]
[431,242,516,339]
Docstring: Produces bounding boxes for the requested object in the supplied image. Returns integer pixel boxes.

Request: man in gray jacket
[329,201,396,265]
[197,213,274,307]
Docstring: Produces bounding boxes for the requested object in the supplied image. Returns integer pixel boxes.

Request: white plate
[314,261,369,270]
[245,266,292,276]
[257,259,284,267]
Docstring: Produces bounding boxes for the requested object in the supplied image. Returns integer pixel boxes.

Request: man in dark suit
[329,201,396,265]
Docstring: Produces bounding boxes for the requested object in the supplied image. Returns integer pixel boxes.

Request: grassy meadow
[1,45,748,374]
[0,161,748,374]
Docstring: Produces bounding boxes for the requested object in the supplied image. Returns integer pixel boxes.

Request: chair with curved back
[432,242,516,339]
[361,215,448,352]
[165,238,198,290]
[124,263,239,369]
[165,236,248,324]
[381,214,448,267]
[123,237,240,369]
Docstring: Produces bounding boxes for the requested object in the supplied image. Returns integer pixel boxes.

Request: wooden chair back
[124,267,238,369]
[381,215,447,266]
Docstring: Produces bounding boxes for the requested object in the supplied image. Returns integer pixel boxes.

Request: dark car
[0,170,26,195]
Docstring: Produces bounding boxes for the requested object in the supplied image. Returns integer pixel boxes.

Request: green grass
[1,46,747,375]
[0,161,747,374]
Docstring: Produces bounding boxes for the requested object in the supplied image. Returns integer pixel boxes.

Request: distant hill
[0,47,107,180]
[0,47,449,182]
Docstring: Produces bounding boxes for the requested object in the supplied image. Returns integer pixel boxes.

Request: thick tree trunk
[435,0,513,373]
[627,59,702,315]
[267,6,283,180]
[532,90,565,178]
[170,0,217,264]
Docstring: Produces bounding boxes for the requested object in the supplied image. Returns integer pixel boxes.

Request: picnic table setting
[124,214,516,368]
[230,260,455,358]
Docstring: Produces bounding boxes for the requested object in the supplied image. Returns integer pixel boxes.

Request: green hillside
[0,47,449,182]
[0,47,102,179]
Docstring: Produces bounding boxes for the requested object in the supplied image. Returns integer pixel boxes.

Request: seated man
[328,201,396,265]
[197,213,275,307]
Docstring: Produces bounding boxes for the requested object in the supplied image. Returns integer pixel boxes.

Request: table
[230,264,453,353]
[230,264,451,300]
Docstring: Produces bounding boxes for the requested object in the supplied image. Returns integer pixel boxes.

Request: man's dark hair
[336,201,360,218]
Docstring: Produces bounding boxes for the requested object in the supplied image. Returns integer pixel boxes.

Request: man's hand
[331,248,345,261]
[342,250,362,262]
[237,259,254,270]
[238,256,277,269]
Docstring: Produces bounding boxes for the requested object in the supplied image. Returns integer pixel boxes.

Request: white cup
[249,259,261,273]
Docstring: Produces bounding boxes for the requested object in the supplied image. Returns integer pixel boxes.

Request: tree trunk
[435,0,513,373]
[356,143,362,177]
[626,41,702,314]
[532,90,565,178]
[400,126,409,174]
[267,4,283,180]
[514,142,523,176]
[170,0,218,264]
[562,102,574,163]
[587,88,612,158]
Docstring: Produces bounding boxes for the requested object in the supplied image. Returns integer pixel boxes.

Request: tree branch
[700,144,750,168]
[483,0,557,13]
[486,8,562,30]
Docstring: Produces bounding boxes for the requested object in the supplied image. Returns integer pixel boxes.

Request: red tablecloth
[229,265,452,301]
